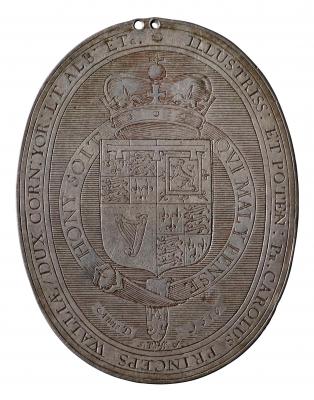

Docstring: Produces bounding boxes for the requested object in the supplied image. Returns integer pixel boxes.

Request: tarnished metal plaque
[18,18,298,383]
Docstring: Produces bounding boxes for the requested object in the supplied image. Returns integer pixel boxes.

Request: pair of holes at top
[134,19,160,30]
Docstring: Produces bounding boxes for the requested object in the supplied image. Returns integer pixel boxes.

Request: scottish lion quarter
[18,18,298,383]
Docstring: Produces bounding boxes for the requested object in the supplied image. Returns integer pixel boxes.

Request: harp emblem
[115,214,148,257]
[100,139,212,275]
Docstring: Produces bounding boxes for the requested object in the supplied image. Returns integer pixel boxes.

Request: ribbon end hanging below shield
[145,277,171,342]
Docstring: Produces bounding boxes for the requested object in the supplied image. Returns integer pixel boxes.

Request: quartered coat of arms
[18,18,298,383]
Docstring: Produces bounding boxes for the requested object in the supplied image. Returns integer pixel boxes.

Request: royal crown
[102,55,215,130]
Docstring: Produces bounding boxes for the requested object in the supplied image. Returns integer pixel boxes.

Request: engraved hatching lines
[101,141,213,274]
[41,49,268,362]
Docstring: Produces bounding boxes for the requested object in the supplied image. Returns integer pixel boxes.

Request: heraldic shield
[100,138,213,277]
[59,55,255,344]
[97,55,216,342]
[20,17,297,382]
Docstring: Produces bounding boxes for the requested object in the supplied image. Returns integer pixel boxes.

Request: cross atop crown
[102,54,215,130]
[149,53,164,65]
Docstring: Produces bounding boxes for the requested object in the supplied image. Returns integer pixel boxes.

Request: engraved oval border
[18,18,298,383]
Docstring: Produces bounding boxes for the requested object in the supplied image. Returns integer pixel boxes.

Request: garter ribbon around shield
[59,56,256,341]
